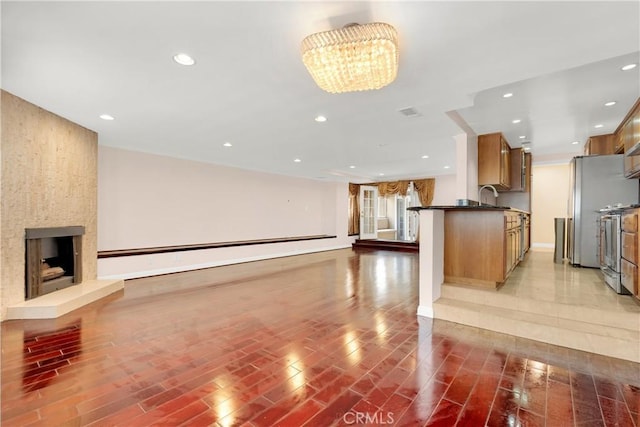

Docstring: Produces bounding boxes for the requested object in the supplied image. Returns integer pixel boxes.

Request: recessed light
[594,124,604,129]
[572,141,580,145]
[512,119,521,124]
[294,158,302,163]
[503,93,513,98]
[519,136,526,139]
[173,53,195,66]
[444,165,450,169]
[604,101,616,107]
[223,142,232,147]
[314,115,327,122]
[421,155,429,159]
[621,63,637,71]
[379,173,385,176]
[349,165,356,169]
[99,114,114,120]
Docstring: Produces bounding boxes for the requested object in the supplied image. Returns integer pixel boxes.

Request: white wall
[432,174,457,206]
[531,162,570,247]
[98,146,351,279]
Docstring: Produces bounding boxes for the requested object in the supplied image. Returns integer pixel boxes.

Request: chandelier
[301,22,399,94]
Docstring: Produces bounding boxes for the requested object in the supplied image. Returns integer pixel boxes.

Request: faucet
[478,184,499,206]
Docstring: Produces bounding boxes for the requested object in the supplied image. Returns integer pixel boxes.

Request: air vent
[398,106,421,117]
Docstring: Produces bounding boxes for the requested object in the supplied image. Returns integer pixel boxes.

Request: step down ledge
[433,298,640,363]
[441,284,640,330]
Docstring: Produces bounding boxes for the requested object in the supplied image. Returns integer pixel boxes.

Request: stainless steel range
[599,206,633,294]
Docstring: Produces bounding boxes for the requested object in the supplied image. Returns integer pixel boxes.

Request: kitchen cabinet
[618,98,640,178]
[478,133,511,191]
[443,208,526,288]
[621,209,639,301]
[505,212,522,275]
[583,134,615,155]
[505,149,532,193]
[508,148,525,192]
[523,214,531,253]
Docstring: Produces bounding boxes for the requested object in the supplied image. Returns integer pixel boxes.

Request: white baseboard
[98,244,352,281]
[532,243,555,248]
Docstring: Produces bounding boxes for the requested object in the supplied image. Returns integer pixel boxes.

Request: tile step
[433,297,640,363]
[441,283,640,330]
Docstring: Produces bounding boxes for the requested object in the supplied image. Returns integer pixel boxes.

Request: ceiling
[2,1,639,183]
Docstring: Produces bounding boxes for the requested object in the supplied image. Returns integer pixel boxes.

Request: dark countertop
[408,205,531,214]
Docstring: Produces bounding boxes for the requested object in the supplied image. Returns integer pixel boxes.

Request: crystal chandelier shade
[301,22,399,94]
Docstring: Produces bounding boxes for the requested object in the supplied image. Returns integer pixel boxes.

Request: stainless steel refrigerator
[568,154,639,268]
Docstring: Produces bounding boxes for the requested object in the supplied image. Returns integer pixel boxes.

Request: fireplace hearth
[25,226,84,300]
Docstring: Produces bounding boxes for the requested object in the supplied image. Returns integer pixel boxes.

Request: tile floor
[436,250,640,362]
[503,250,640,314]
[1,248,639,426]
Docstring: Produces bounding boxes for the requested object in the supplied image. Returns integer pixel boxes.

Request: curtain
[377,180,411,197]
[413,178,436,206]
[348,178,435,235]
[348,183,360,235]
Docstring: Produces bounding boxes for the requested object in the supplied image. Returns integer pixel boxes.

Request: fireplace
[25,226,84,300]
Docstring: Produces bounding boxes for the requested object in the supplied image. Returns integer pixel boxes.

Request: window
[377,196,387,217]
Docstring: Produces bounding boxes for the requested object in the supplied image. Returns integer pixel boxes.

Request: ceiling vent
[398,106,421,117]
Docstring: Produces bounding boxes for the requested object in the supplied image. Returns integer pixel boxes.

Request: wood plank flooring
[1,248,639,426]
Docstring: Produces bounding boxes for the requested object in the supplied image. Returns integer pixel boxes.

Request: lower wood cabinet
[444,209,526,288]
[621,258,638,297]
[621,208,640,301]
[505,212,522,275]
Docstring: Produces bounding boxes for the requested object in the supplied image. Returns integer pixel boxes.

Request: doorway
[358,183,420,242]
[359,185,379,239]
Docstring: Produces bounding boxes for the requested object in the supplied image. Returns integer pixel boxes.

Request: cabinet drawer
[622,212,637,233]
[621,258,638,296]
[622,232,638,263]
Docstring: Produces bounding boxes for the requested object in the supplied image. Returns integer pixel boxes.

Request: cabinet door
[621,258,638,296]
[501,138,511,188]
[479,133,512,191]
[508,149,524,192]
[623,212,638,233]
[504,228,512,275]
[615,131,624,153]
[622,232,638,264]
[587,135,615,155]
[633,111,640,173]
[624,119,637,177]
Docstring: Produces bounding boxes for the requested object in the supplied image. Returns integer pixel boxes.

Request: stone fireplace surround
[1,90,122,320]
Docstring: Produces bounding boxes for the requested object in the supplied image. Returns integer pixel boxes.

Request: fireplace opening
[41,236,76,292]
[25,226,84,300]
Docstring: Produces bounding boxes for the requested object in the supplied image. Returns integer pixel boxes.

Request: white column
[416,209,444,318]
[454,133,478,201]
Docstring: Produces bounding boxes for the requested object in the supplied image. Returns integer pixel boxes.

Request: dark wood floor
[1,249,639,426]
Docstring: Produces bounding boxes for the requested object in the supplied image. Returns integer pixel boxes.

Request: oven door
[602,214,621,272]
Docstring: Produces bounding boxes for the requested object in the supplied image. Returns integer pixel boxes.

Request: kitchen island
[409,206,530,288]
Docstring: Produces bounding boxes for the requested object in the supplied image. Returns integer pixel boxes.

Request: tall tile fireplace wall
[1,90,98,320]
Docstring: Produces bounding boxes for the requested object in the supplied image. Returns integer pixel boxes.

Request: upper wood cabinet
[583,134,615,155]
[507,148,532,192]
[478,132,511,191]
[616,98,640,178]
